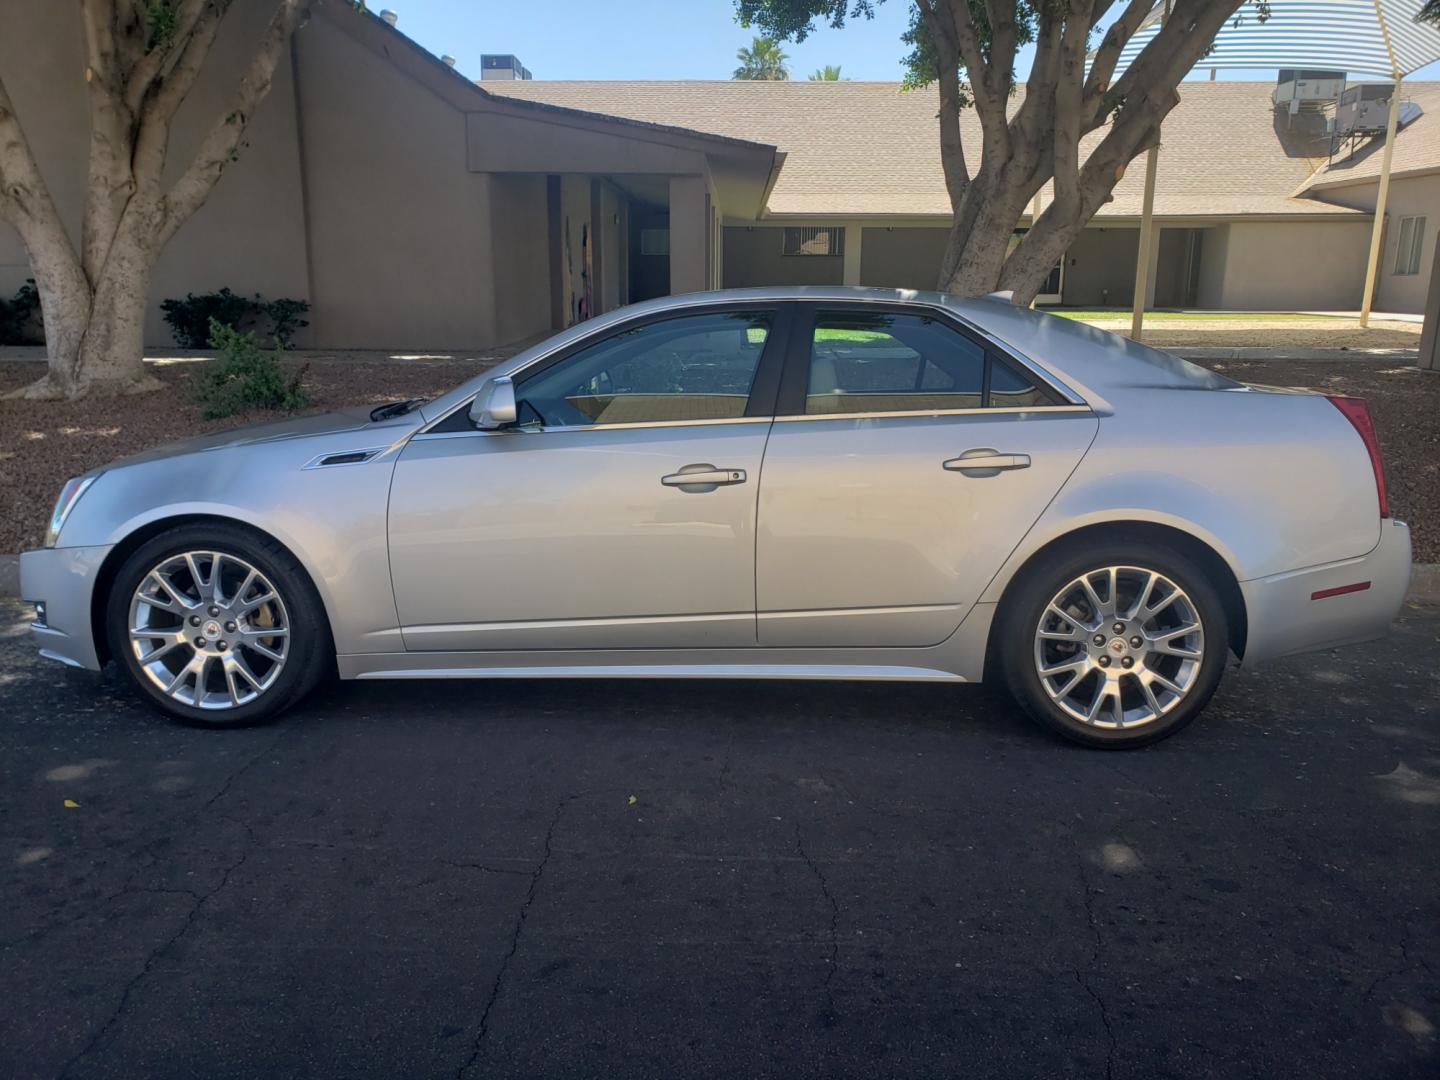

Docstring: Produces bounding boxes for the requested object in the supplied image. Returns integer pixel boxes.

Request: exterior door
[755,304,1098,647]
[388,306,786,652]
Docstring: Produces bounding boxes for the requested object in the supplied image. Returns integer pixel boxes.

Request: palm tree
[733,36,790,80]
[808,65,844,81]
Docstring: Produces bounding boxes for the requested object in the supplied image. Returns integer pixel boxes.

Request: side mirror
[470,376,517,430]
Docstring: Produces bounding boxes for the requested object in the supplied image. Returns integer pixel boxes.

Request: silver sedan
[21,287,1411,747]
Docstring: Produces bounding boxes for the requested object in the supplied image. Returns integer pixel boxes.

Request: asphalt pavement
[2,598,1437,1080]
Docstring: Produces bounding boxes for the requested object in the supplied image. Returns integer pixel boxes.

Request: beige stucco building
[3,0,1438,353]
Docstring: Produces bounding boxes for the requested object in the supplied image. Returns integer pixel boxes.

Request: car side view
[21,287,1411,748]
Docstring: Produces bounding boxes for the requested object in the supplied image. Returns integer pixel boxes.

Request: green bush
[0,279,43,345]
[192,319,309,420]
[161,289,309,349]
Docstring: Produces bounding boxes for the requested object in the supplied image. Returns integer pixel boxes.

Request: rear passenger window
[988,358,1050,408]
[804,310,1056,415]
[807,312,984,415]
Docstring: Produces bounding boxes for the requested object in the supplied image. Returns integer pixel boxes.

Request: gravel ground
[1,351,1436,560]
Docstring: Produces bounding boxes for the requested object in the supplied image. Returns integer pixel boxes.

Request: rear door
[755,303,1098,647]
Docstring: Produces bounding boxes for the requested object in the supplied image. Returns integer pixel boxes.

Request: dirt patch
[2,351,1435,562]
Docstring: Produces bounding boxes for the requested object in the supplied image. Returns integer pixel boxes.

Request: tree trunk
[4,234,160,400]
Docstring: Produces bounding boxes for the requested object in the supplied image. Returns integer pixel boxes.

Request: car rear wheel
[105,523,330,727]
[998,537,1230,748]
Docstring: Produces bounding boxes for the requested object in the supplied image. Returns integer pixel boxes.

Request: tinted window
[517,311,771,427]
[988,358,1050,408]
[806,312,985,415]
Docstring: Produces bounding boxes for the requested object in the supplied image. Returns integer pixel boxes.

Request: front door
[388,306,785,652]
[755,304,1098,647]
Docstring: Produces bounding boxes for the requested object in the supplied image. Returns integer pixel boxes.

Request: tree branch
[916,0,970,208]
[159,0,306,246]
[945,0,1010,165]
[124,0,215,115]
[1083,0,1153,106]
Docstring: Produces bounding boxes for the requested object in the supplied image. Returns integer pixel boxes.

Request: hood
[107,408,407,470]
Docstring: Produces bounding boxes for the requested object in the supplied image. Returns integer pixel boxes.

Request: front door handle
[661,464,747,492]
[943,449,1032,476]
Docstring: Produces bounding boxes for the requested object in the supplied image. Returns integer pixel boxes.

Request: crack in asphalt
[455,795,573,1080]
[1075,853,1118,1080]
[441,860,532,877]
[57,840,252,1079]
[3,726,288,955]
[794,822,840,1022]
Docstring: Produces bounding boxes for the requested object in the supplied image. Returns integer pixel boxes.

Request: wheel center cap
[204,621,221,639]
[1109,638,1128,655]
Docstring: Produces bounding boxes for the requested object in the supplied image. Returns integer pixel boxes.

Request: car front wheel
[998,537,1230,748]
[105,524,330,727]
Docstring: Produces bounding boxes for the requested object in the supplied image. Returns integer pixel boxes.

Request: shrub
[262,296,310,348]
[161,289,309,348]
[192,319,309,420]
[0,279,43,345]
[161,288,253,348]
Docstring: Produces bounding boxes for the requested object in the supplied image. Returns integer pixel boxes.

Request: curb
[3,552,1437,606]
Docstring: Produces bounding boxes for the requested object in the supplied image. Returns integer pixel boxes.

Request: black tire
[997,535,1230,749]
[105,522,331,728]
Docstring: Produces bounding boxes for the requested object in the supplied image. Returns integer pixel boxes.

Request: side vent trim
[303,447,386,470]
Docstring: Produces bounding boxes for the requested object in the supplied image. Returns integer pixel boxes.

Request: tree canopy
[733,36,792,79]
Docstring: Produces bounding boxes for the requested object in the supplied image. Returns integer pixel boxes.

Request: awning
[1115,0,1440,81]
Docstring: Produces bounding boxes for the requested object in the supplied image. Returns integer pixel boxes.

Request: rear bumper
[1239,519,1411,667]
[19,545,113,672]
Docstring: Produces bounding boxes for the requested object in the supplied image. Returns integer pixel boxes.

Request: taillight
[1326,395,1389,518]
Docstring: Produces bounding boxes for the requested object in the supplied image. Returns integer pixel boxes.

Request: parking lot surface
[2,599,1438,1079]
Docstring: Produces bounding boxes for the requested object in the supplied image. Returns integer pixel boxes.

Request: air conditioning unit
[1273,69,1345,113]
[480,54,532,81]
[1335,83,1394,135]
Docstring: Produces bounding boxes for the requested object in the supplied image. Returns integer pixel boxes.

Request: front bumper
[1240,519,1412,667]
[19,544,114,672]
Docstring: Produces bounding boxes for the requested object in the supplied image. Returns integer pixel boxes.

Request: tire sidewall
[106,524,327,727]
[1000,540,1230,748]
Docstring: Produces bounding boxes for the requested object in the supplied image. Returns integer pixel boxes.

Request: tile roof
[484,79,1439,219]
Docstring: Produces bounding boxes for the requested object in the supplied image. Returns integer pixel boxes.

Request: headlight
[44,474,99,547]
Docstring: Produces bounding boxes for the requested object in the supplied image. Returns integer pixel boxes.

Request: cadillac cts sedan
[21,287,1410,748]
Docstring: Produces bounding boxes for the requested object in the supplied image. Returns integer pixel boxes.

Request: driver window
[515,310,773,428]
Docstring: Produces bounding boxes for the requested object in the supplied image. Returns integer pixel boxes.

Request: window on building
[782,226,845,257]
[1394,215,1425,276]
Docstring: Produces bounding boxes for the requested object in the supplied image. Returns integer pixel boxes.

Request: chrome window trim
[411,416,775,441]
[774,404,1093,424]
[419,295,1087,435]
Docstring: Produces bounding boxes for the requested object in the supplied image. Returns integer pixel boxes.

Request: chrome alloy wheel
[127,551,290,710]
[1032,565,1205,730]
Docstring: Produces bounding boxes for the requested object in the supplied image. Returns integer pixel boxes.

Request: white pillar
[842,222,863,285]
[1131,144,1161,340]
[1360,77,1403,327]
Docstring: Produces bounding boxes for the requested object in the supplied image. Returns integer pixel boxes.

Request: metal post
[1130,0,1169,342]
[1359,76,1403,328]
[1130,143,1161,341]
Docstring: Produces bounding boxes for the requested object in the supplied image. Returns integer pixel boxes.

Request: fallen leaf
[627,795,637,806]
[63,799,79,808]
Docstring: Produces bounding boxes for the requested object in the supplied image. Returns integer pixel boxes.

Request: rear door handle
[943,449,1031,475]
[661,464,747,491]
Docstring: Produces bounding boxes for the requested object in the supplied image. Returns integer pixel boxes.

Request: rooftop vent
[441,55,457,67]
[480,54,532,81]
[379,9,398,26]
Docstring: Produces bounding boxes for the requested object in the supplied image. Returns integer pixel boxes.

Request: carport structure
[1115,0,1440,338]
